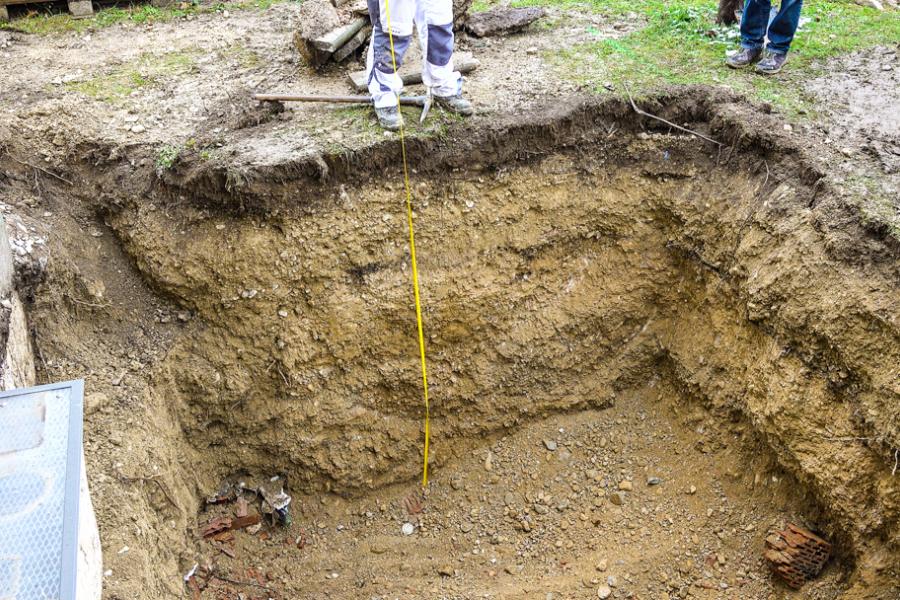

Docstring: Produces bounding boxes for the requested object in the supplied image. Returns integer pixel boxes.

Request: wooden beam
[348,52,480,92]
[332,24,371,63]
[311,17,367,53]
[0,0,48,7]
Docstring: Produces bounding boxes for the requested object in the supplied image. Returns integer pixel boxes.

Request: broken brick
[764,523,831,589]
[201,516,233,538]
[232,514,262,530]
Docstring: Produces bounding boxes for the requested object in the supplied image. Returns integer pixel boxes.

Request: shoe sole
[437,107,474,117]
[755,65,783,75]
[376,117,404,131]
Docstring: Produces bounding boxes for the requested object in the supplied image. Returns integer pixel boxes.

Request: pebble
[597,584,612,598]
[484,451,494,471]
[544,440,558,451]
[460,521,474,533]
[618,480,633,491]
[526,46,538,55]
[687,485,697,495]
[401,522,415,536]
[596,559,608,572]
[608,491,626,505]
[647,476,662,486]
[131,124,145,133]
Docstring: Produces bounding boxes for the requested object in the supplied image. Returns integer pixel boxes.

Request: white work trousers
[365,0,461,108]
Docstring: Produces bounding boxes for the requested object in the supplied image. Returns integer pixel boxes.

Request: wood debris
[294,0,371,69]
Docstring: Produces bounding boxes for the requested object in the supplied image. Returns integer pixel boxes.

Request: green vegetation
[515,0,900,115]
[471,0,500,12]
[1,0,287,35]
[155,144,182,169]
[65,50,198,102]
[218,43,263,68]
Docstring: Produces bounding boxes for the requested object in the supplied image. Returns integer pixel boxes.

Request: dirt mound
[296,0,342,40]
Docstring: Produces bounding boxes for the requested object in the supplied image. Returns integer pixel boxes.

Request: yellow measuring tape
[382,2,432,488]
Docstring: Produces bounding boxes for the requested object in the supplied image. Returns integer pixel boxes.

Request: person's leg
[766,0,803,54]
[365,0,416,109]
[416,0,472,114]
[754,0,801,73]
[739,0,770,51]
[726,0,769,67]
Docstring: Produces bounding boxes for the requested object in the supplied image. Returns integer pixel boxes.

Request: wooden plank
[348,52,480,92]
[311,17,367,53]
[332,24,371,63]
[0,0,51,7]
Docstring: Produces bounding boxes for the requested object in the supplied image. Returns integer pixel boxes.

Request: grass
[65,49,198,102]
[1,0,288,35]
[471,0,500,12]
[155,144,182,169]
[218,42,263,68]
[516,0,900,115]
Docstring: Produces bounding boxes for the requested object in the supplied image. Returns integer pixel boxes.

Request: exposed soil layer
[1,95,899,599]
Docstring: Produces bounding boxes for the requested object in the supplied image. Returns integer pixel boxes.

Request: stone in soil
[465,7,545,37]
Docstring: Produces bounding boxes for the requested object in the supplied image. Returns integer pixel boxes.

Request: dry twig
[116,469,181,513]
[212,576,273,591]
[622,83,723,147]
[6,154,73,185]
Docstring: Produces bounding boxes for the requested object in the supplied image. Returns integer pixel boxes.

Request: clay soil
[0,4,899,600]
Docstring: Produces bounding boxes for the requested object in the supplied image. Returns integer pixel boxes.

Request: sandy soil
[0,4,898,600]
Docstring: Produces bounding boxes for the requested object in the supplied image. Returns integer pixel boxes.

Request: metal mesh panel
[0,381,83,600]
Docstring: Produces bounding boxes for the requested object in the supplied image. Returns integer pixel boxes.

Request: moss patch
[65,50,199,102]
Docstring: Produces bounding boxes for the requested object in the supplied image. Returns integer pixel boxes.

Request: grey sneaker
[756,50,787,74]
[726,47,763,69]
[375,105,403,131]
[434,93,474,116]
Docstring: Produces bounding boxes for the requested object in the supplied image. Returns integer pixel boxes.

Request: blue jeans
[740,0,803,55]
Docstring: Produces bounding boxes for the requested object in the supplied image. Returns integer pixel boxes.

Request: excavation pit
[9,100,900,599]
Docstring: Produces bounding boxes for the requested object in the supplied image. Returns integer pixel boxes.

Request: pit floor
[192,382,836,600]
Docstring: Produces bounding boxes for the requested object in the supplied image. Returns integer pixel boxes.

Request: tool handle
[253,93,426,106]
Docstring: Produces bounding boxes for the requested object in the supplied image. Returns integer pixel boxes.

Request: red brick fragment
[201,516,233,538]
[232,514,261,530]
[764,523,831,589]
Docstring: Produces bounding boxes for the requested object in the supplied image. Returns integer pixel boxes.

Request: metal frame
[0,379,84,600]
